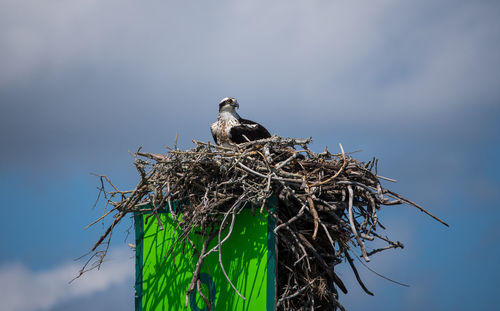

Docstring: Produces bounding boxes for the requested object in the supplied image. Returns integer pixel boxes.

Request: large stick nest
[82,136,447,311]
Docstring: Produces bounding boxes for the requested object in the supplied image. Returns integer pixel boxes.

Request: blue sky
[1,0,499,310]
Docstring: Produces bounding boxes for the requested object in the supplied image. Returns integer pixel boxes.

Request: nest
[82,136,447,311]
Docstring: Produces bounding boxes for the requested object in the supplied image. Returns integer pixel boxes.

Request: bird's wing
[210,123,219,145]
[229,119,271,144]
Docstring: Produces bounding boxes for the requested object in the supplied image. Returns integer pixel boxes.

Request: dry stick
[136,151,168,162]
[75,215,119,281]
[185,231,217,308]
[285,227,311,272]
[89,174,121,226]
[336,180,377,197]
[169,150,241,156]
[192,139,235,152]
[166,179,179,220]
[197,279,212,311]
[312,198,350,230]
[376,175,397,182]
[328,291,347,311]
[91,213,125,252]
[145,188,164,230]
[255,150,271,172]
[293,194,347,251]
[309,143,346,188]
[293,253,307,267]
[361,190,376,235]
[70,250,108,282]
[277,278,317,304]
[274,204,307,233]
[344,250,374,296]
[259,195,268,213]
[89,172,147,251]
[306,143,346,240]
[297,232,347,295]
[274,150,305,171]
[239,136,312,149]
[382,199,404,205]
[99,220,116,267]
[218,198,246,301]
[320,222,336,252]
[284,273,294,307]
[385,190,449,227]
[203,198,243,258]
[370,231,405,249]
[347,185,370,262]
[304,181,320,240]
[366,243,404,257]
[91,173,120,193]
[236,160,302,184]
[85,207,117,229]
[353,253,410,288]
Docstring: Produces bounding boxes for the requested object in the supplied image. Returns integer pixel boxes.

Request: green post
[135,198,277,311]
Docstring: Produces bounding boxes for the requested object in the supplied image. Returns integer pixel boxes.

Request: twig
[347,186,370,262]
[185,231,217,308]
[309,143,346,187]
[217,198,246,300]
[385,190,449,227]
[344,250,373,296]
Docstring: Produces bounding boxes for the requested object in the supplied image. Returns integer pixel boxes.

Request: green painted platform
[134,199,276,311]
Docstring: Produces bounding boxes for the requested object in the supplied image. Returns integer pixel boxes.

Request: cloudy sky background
[1,0,499,310]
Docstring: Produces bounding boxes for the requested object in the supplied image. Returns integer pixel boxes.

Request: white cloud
[0,248,134,311]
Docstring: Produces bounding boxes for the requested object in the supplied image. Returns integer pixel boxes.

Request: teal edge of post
[134,198,277,311]
[134,213,144,311]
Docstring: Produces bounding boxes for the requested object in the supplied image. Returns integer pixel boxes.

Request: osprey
[211,97,271,145]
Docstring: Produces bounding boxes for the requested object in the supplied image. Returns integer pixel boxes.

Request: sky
[0,0,499,310]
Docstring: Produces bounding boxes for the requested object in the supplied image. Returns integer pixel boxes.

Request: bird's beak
[231,101,239,109]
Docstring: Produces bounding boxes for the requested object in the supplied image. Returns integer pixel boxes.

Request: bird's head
[219,97,239,112]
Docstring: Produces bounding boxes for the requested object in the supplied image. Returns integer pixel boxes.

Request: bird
[210,97,271,146]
